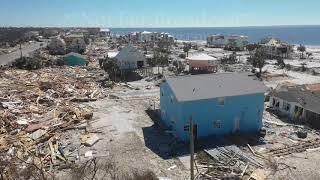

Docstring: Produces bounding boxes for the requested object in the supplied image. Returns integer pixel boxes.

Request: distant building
[269,83,320,128]
[64,34,87,54]
[139,31,154,42]
[259,37,293,58]
[41,29,59,38]
[160,73,267,141]
[225,35,249,51]
[24,31,40,40]
[130,31,175,44]
[99,28,111,37]
[64,52,88,66]
[207,35,249,51]
[48,37,66,55]
[207,34,227,48]
[186,53,219,74]
[114,45,147,70]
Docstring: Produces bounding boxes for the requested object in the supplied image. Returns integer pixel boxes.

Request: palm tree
[297,44,306,59]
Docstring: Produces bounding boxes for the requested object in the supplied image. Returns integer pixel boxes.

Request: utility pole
[19,41,23,59]
[189,117,194,180]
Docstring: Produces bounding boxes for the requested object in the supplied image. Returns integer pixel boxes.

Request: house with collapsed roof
[48,37,66,55]
[64,34,87,54]
[269,83,320,128]
[114,45,146,70]
[259,37,293,58]
[160,73,267,141]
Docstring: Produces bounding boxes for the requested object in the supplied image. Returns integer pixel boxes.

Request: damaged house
[64,34,87,54]
[160,73,267,141]
[259,37,293,58]
[114,45,147,70]
[269,83,320,128]
[48,37,66,55]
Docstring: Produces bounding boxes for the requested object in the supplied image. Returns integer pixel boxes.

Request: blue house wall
[160,82,265,141]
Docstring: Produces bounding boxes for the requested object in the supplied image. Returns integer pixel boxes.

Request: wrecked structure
[64,34,87,54]
[160,73,267,141]
[259,37,293,58]
[48,37,66,55]
[207,34,249,51]
[114,45,147,70]
[269,83,320,128]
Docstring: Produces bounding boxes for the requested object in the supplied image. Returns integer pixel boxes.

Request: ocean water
[111,26,320,46]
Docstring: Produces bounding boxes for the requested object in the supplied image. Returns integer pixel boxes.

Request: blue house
[160,73,267,141]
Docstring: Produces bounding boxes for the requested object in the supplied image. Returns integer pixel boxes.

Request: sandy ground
[0,41,46,65]
[67,82,190,179]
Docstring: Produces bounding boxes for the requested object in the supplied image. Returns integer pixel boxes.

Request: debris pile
[0,66,107,178]
[196,145,263,179]
[265,138,320,157]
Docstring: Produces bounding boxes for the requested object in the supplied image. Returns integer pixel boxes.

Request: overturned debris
[0,66,107,178]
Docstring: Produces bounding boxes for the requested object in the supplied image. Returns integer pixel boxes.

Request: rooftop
[186,53,217,61]
[165,73,267,102]
[272,84,320,114]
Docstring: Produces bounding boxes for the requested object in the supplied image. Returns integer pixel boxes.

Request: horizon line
[1,24,320,29]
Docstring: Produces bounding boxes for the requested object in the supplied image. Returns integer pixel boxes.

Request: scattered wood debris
[0,66,107,178]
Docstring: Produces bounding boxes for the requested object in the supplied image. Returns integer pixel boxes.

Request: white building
[207,34,249,50]
[115,45,147,70]
[207,34,227,48]
[225,35,249,51]
[139,31,154,42]
[99,28,111,37]
[48,37,66,55]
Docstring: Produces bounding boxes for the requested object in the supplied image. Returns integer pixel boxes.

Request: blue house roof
[165,73,267,102]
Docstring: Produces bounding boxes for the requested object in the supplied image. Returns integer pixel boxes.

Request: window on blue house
[213,120,222,128]
[217,97,225,106]
[184,125,190,132]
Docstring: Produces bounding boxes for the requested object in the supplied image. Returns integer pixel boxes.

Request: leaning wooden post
[189,117,194,180]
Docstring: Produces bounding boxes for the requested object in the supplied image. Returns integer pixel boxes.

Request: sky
[0,0,319,27]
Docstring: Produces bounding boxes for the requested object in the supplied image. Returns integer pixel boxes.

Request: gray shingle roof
[166,73,267,102]
[272,85,320,114]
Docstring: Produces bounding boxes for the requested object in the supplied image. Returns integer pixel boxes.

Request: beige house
[187,53,218,74]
